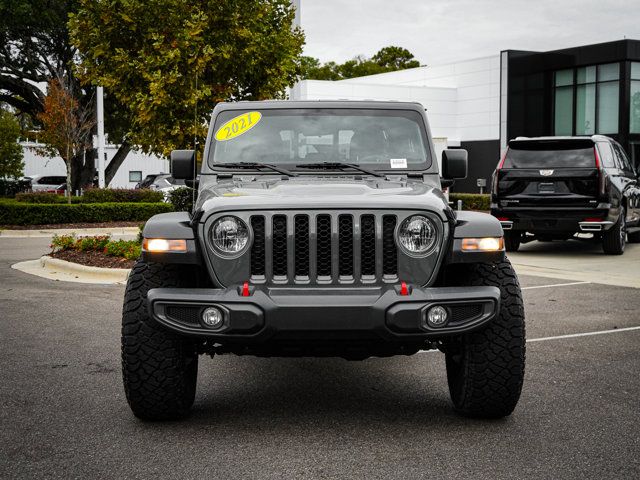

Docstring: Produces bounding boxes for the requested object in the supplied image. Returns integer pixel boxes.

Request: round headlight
[398,215,437,255]
[211,216,249,255]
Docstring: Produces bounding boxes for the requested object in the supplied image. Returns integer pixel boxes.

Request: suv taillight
[594,146,606,198]
[491,148,508,199]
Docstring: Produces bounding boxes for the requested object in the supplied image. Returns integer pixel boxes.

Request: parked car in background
[148,173,186,201]
[135,173,165,189]
[29,175,68,192]
[491,136,640,254]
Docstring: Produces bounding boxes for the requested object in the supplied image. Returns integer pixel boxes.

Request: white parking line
[527,325,640,343]
[522,281,591,290]
[420,326,640,353]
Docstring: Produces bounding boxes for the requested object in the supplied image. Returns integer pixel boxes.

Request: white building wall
[291,55,501,145]
[21,142,169,189]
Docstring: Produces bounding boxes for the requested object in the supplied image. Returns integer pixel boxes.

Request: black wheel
[628,229,640,243]
[122,260,199,420]
[443,260,526,418]
[602,207,626,255]
[504,232,521,252]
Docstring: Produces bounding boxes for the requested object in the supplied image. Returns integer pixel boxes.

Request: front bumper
[147,284,500,343]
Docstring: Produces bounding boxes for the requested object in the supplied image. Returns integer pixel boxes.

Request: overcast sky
[300,0,640,65]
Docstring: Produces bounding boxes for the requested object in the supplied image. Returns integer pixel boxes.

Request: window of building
[129,171,142,182]
[554,70,573,135]
[630,62,640,134]
[554,63,620,135]
[576,66,596,135]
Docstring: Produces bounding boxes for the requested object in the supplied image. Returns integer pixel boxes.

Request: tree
[372,46,420,70]
[37,78,95,202]
[300,46,421,81]
[0,108,24,178]
[0,0,130,189]
[70,0,305,157]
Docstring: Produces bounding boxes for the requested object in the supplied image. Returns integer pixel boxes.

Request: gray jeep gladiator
[122,101,525,420]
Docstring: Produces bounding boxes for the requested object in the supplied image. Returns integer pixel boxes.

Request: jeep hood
[196,176,449,218]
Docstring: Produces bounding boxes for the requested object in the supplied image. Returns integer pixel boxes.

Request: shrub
[82,188,164,203]
[77,235,110,252]
[15,192,67,204]
[104,239,141,260]
[0,201,173,226]
[50,233,140,261]
[0,178,30,197]
[50,233,77,252]
[449,193,491,211]
[167,187,195,212]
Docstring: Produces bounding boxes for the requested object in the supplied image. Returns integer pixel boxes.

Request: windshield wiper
[213,162,298,177]
[295,162,385,178]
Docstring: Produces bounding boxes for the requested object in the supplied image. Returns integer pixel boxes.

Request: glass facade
[630,62,640,134]
[554,63,620,135]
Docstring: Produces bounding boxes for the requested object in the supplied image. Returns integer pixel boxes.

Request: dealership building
[291,39,640,192]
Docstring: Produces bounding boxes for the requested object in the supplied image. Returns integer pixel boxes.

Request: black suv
[122,101,526,421]
[491,136,640,254]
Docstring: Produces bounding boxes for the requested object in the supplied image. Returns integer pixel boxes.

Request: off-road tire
[122,260,199,420]
[443,260,526,418]
[504,232,521,252]
[602,207,626,255]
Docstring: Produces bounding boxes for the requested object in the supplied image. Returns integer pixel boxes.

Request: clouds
[300,0,640,65]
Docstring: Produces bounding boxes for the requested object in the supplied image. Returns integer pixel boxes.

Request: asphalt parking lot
[1,237,639,479]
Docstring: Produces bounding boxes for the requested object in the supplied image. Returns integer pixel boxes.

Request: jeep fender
[141,212,201,264]
[447,211,506,264]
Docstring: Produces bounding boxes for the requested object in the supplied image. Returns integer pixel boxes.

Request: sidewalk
[0,226,140,238]
[509,241,640,289]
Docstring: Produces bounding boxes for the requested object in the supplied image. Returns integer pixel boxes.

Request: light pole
[96,86,106,188]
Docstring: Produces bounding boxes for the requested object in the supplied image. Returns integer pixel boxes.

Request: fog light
[202,307,224,329]
[426,305,449,328]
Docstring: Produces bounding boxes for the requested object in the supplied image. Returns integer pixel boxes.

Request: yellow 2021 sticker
[214,111,262,141]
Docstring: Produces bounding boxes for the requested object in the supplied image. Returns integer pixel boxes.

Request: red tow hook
[241,281,251,297]
[400,282,409,296]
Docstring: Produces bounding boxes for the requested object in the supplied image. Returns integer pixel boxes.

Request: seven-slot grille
[249,212,398,284]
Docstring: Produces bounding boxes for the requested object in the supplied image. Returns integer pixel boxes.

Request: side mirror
[442,149,468,180]
[171,150,195,180]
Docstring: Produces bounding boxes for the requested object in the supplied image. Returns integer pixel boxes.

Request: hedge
[0,202,173,226]
[449,193,491,211]
[15,189,164,204]
[14,192,81,204]
[82,188,164,203]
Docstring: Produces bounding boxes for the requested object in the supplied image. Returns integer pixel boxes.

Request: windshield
[505,141,596,169]
[208,108,431,171]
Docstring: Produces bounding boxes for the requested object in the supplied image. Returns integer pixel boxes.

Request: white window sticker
[390,158,408,169]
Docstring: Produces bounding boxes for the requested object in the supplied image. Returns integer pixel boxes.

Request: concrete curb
[11,255,131,285]
[0,227,140,238]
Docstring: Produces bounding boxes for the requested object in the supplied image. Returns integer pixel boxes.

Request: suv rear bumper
[147,285,500,343]
[492,206,615,233]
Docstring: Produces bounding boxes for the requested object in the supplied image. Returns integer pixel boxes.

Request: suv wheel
[443,260,526,418]
[504,232,521,252]
[602,207,626,255]
[122,260,199,420]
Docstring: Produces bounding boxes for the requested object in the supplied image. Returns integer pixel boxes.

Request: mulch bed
[50,249,135,269]
[0,221,142,230]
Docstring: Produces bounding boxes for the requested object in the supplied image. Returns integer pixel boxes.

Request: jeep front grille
[249,212,399,284]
